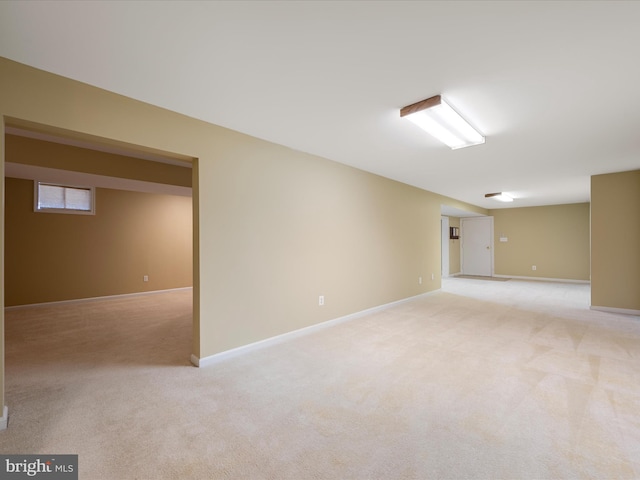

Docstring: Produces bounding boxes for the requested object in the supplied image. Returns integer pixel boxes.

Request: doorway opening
[441,216,449,278]
[2,121,200,421]
[440,206,485,278]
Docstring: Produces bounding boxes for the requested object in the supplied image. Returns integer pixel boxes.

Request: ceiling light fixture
[400,95,485,150]
[485,192,513,202]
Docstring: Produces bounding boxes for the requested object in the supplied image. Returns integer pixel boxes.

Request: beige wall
[591,170,640,311]
[448,217,461,274]
[0,57,484,415]
[198,135,447,349]
[6,133,192,187]
[491,203,590,281]
[5,177,192,306]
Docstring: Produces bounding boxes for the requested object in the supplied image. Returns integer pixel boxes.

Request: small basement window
[34,182,95,215]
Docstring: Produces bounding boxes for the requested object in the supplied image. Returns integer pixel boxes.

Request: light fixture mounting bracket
[400,95,442,117]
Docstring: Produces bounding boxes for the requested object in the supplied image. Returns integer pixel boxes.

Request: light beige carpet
[1,280,640,479]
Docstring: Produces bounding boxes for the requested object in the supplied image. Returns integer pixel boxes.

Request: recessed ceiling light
[485,192,513,202]
[400,95,485,150]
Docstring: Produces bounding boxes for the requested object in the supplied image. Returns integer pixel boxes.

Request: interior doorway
[441,216,450,278]
[2,122,198,362]
[461,216,494,276]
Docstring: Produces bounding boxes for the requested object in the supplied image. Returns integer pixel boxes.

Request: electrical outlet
[532,265,537,271]
[143,275,149,282]
[318,295,325,306]
[419,276,422,285]
[431,273,435,280]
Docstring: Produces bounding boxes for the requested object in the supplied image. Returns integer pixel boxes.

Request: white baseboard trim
[0,406,8,430]
[4,287,193,311]
[493,274,590,284]
[191,290,439,368]
[591,305,640,316]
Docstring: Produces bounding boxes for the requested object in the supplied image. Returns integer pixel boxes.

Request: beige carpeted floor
[1,280,640,479]
[454,275,511,282]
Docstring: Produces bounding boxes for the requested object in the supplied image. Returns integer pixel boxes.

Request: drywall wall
[448,217,461,274]
[197,131,447,349]
[491,203,590,280]
[591,170,640,311]
[5,177,192,306]
[0,57,484,416]
[5,133,192,187]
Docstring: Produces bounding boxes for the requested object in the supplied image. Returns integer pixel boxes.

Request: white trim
[7,162,193,197]
[0,406,8,430]
[191,290,439,368]
[4,287,193,310]
[493,274,590,284]
[590,305,640,316]
[441,216,449,278]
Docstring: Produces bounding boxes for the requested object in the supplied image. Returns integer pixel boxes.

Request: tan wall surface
[6,133,192,187]
[491,203,590,280]
[5,177,192,306]
[439,200,487,217]
[591,170,640,311]
[197,133,446,349]
[448,217,461,274]
[0,57,485,411]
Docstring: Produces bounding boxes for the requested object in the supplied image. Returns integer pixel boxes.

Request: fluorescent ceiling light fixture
[485,192,513,202]
[400,95,485,149]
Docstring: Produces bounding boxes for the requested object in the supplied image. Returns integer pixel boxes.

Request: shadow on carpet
[454,275,511,281]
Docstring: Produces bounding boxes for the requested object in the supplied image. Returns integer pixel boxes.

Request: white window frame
[34,181,96,215]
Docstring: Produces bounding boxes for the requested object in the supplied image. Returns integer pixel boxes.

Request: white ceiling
[1,1,639,210]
